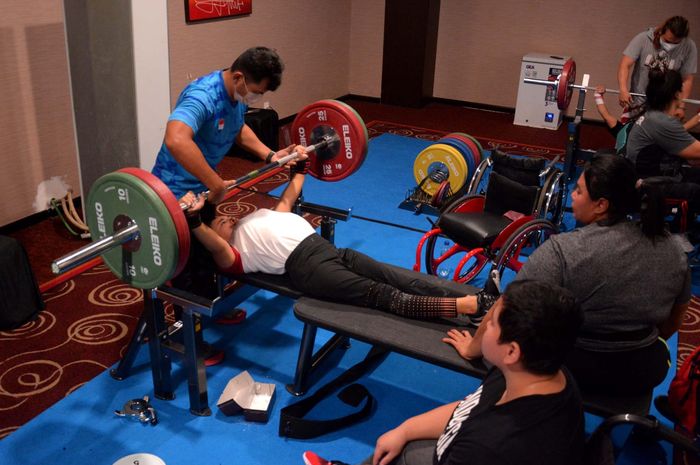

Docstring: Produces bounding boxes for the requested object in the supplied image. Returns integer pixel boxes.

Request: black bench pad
[294,297,487,378]
[293,297,652,418]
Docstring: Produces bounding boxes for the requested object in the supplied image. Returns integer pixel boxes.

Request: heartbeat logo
[194,0,246,14]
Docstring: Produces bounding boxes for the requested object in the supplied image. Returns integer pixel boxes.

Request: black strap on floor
[279,346,388,439]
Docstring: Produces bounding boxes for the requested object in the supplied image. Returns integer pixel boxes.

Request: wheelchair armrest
[539,154,563,180]
[595,414,700,456]
[638,176,680,187]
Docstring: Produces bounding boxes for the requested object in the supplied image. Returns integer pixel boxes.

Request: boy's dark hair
[498,280,582,375]
[231,46,284,91]
[646,69,683,111]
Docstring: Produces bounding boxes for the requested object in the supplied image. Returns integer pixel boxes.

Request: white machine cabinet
[514,53,570,130]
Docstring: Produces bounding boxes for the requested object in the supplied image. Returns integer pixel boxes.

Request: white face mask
[234,76,264,106]
[660,39,680,52]
[243,91,263,105]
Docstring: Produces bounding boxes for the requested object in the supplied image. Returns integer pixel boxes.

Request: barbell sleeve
[523,77,700,105]
[51,222,140,275]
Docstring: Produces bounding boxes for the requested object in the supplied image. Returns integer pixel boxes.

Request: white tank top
[230,209,315,274]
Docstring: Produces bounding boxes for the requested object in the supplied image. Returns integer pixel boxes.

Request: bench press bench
[145,256,652,420]
[291,294,653,419]
[145,272,307,416]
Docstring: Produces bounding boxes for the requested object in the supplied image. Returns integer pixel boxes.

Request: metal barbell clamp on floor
[523,59,700,111]
[51,100,369,289]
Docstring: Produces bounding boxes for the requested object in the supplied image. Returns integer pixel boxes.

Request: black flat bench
[292,296,653,419]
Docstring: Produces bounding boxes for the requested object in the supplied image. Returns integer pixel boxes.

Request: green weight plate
[330,100,370,156]
[414,143,468,196]
[85,171,182,289]
[120,168,191,281]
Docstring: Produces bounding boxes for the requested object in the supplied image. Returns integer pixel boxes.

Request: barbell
[523,59,700,111]
[51,99,369,289]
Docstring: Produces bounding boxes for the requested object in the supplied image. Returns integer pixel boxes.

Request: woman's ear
[595,197,610,215]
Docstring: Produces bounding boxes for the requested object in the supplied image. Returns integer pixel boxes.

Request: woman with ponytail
[625,69,700,212]
[450,153,690,396]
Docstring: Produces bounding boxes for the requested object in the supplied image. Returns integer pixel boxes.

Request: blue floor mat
[0,133,681,465]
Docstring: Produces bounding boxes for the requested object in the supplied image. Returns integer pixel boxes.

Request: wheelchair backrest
[481,151,544,216]
[483,171,540,216]
[490,150,546,187]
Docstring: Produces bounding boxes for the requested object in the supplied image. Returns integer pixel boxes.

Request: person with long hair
[445,153,690,396]
[625,69,700,211]
[618,16,696,121]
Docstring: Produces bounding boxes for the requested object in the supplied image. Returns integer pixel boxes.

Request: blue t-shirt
[152,70,246,197]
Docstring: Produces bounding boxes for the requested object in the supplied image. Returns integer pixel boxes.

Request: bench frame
[290,296,653,419]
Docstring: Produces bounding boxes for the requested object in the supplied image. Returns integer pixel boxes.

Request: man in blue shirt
[152,46,291,203]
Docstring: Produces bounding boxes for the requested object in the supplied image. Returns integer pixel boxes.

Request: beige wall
[434,0,700,117]
[167,0,353,119]
[349,0,385,97]
[0,2,78,227]
[3,0,700,226]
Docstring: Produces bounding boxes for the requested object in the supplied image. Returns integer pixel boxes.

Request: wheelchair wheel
[424,233,489,282]
[537,170,567,227]
[426,194,488,281]
[491,219,557,281]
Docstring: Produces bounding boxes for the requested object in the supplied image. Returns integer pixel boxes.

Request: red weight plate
[450,132,483,165]
[307,99,369,158]
[291,100,367,181]
[118,168,191,280]
[446,133,481,168]
[431,180,451,207]
[439,136,474,181]
[557,59,576,111]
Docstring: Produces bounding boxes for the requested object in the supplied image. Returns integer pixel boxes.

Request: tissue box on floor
[216,371,275,422]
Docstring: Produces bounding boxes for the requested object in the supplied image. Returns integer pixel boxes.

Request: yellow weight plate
[413,143,469,195]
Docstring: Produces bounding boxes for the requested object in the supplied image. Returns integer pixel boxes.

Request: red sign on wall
[185,0,252,23]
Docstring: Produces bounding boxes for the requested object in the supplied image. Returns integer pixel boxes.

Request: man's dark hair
[231,46,284,91]
[660,16,690,39]
[498,280,582,375]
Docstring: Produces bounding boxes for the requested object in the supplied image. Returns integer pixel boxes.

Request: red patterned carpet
[366,120,566,160]
[678,296,700,367]
[1,118,698,443]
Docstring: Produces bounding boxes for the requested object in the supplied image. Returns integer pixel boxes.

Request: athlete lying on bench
[180,160,495,320]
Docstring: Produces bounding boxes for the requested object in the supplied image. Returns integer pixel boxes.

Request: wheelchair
[413,150,567,283]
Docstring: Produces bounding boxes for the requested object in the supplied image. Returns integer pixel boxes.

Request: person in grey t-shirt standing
[618,16,697,122]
